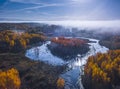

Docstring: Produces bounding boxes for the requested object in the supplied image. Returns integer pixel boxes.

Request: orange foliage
[84,50,120,87]
[19,38,27,48]
[57,77,65,89]
[51,37,87,46]
[0,68,21,89]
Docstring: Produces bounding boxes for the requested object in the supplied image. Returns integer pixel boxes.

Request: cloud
[9,0,44,4]
[8,0,84,11]
[2,0,117,21]
[70,0,97,3]
[9,3,65,13]
[9,0,70,11]
[9,0,87,4]
[22,3,64,10]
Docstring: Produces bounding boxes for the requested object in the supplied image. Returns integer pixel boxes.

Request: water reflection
[34,47,39,59]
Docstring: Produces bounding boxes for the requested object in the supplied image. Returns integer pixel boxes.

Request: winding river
[25,37,109,89]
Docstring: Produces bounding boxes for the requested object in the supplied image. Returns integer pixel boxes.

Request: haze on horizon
[0,0,120,21]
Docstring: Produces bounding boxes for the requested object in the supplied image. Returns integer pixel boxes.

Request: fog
[40,20,120,28]
[0,20,120,32]
[1,20,120,28]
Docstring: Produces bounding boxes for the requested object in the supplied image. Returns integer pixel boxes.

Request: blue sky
[0,0,120,21]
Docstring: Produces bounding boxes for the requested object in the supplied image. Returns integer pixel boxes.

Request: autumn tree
[5,35,9,43]
[0,30,46,52]
[57,77,65,89]
[19,39,27,48]
[0,68,21,89]
[83,50,120,89]
[10,40,15,47]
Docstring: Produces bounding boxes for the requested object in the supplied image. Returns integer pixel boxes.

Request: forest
[82,50,120,89]
[0,29,65,89]
[0,30,46,53]
[99,36,120,50]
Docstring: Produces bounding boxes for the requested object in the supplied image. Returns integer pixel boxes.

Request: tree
[0,68,21,89]
[57,78,65,89]
[10,40,15,47]
[5,35,9,42]
[19,39,27,48]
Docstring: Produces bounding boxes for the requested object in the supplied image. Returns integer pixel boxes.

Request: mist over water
[40,20,120,34]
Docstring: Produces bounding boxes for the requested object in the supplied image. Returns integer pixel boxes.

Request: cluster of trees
[0,23,30,31]
[100,35,120,50]
[48,37,89,60]
[0,23,59,36]
[51,37,87,46]
[0,30,46,52]
[0,68,21,89]
[83,50,120,89]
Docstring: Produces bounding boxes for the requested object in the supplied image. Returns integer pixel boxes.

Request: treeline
[0,30,46,53]
[99,35,120,50]
[82,50,120,89]
[0,23,60,36]
[51,37,87,46]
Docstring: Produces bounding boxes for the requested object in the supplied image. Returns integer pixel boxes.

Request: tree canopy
[83,50,120,89]
[0,68,21,89]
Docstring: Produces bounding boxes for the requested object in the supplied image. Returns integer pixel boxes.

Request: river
[25,37,109,89]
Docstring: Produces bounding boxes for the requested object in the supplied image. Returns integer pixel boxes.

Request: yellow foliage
[10,40,15,47]
[19,39,27,48]
[57,77,65,88]
[5,35,9,42]
[0,30,46,51]
[84,50,120,85]
[0,68,21,89]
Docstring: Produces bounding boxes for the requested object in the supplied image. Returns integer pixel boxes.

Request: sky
[0,0,120,21]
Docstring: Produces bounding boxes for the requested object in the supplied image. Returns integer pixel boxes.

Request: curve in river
[26,41,65,65]
[25,37,109,89]
[60,38,109,89]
